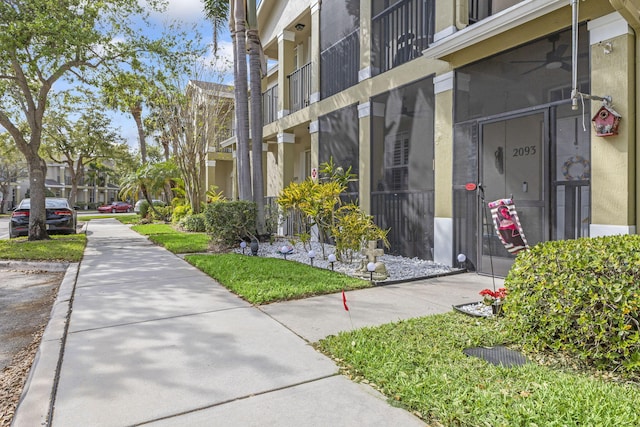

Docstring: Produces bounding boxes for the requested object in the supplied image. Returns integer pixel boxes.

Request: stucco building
[220,0,638,276]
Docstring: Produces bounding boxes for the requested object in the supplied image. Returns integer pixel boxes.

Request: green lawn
[131,223,209,253]
[127,222,640,426]
[0,234,86,262]
[316,312,640,426]
[80,213,140,224]
[185,253,370,304]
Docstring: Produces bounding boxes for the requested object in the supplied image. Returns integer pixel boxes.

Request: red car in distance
[97,201,133,213]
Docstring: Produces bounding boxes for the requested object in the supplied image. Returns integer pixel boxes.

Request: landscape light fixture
[328,253,337,271]
[295,23,305,31]
[250,239,259,256]
[281,245,290,260]
[457,253,466,269]
[240,241,247,255]
[367,262,376,283]
[308,250,316,267]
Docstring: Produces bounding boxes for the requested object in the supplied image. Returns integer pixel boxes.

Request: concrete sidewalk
[13,219,502,427]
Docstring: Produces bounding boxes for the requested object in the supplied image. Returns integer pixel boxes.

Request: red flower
[479,287,507,305]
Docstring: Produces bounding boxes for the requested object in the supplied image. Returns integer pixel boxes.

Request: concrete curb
[0,260,69,273]
[11,262,79,427]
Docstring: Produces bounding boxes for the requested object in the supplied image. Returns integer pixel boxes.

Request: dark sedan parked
[9,198,78,238]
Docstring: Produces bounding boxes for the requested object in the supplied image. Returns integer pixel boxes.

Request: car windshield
[19,198,70,209]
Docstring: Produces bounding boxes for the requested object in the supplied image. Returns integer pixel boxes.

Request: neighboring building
[14,161,120,209]
[187,80,236,200]
[223,0,638,276]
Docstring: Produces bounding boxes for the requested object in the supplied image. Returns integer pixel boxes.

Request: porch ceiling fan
[511,34,571,75]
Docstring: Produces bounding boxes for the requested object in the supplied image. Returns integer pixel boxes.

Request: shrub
[139,200,167,220]
[172,204,192,224]
[150,205,172,222]
[138,200,150,218]
[504,235,640,376]
[331,203,389,262]
[203,200,257,245]
[179,213,206,232]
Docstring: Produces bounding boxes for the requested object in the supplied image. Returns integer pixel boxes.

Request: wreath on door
[561,155,590,180]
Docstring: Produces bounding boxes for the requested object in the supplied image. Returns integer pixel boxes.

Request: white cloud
[150,0,208,24]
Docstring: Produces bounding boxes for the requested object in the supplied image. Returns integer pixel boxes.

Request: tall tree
[42,102,129,206]
[203,0,252,201]
[150,72,234,214]
[102,73,156,164]
[0,0,163,239]
[246,0,266,235]
[231,1,252,201]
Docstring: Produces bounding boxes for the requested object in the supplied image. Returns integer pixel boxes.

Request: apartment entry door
[478,111,548,276]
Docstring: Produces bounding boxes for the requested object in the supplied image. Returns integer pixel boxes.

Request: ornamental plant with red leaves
[479,287,507,305]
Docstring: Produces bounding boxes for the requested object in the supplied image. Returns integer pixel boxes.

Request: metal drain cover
[463,345,528,367]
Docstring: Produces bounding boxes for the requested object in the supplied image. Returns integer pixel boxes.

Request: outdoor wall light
[308,250,316,266]
[367,261,376,282]
[328,253,337,271]
[295,23,305,31]
[240,241,247,255]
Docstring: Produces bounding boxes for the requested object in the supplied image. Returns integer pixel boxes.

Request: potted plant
[479,287,508,315]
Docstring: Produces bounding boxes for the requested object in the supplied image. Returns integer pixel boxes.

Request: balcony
[372,0,434,76]
[262,84,278,125]
[321,30,359,99]
[287,62,312,114]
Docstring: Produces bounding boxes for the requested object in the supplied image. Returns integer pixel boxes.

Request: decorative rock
[234,239,454,282]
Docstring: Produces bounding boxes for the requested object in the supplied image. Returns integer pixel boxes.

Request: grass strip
[0,234,86,262]
[185,253,370,304]
[316,312,640,426]
[131,223,209,253]
[80,214,139,224]
[131,223,178,235]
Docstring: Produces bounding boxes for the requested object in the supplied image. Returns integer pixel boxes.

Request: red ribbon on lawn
[342,289,349,311]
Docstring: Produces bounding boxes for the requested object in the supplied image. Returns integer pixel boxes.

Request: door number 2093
[513,146,537,157]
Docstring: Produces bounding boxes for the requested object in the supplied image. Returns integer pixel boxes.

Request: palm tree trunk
[233,0,252,201]
[131,102,147,164]
[247,27,266,235]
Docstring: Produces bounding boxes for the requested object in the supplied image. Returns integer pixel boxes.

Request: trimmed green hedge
[504,235,640,375]
[203,200,257,245]
[179,213,206,232]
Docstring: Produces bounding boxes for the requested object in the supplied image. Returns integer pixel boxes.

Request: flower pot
[492,302,503,316]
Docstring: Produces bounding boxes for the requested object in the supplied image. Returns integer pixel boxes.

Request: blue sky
[114,0,234,149]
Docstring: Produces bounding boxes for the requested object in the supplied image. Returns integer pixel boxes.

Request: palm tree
[204,0,266,238]
[246,0,266,235]
[203,0,251,201]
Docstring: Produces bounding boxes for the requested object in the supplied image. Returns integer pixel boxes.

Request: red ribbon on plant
[342,289,349,311]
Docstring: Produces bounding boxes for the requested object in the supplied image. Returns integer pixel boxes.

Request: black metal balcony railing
[321,29,360,99]
[262,84,278,125]
[287,62,312,114]
[372,0,434,75]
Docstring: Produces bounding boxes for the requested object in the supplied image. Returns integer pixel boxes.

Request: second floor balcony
[262,84,278,125]
[288,62,312,114]
[372,0,434,76]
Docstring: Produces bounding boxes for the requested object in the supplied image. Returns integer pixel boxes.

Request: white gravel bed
[453,301,495,317]
[235,239,456,283]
